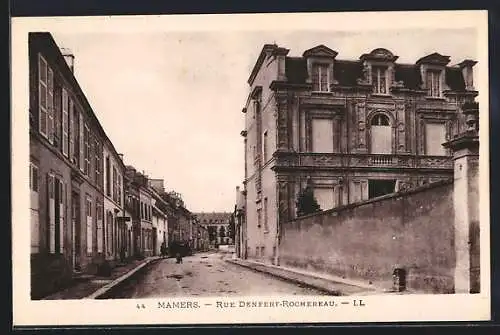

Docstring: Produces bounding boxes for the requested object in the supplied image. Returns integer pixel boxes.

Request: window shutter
[62,89,69,156]
[86,198,93,254]
[38,56,48,137]
[30,164,40,253]
[59,181,65,253]
[97,203,103,253]
[69,100,74,160]
[47,174,55,253]
[47,68,54,144]
[79,114,84,171]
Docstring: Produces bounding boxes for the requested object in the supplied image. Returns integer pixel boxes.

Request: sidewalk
[43,256,160,300]
[226,258,402,296]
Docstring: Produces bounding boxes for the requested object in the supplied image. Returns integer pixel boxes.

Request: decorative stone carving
[419,157,453,169]
[276,93,289,151]
[357,62,371,85]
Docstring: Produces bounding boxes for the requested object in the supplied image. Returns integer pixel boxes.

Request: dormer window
[426,69,441,97]
[312,63,329,92]
[302,45,338,93]
[371,66,388,94]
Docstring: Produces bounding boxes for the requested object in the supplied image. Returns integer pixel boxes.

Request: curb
[226,259,380,296]
[85,257,159,299]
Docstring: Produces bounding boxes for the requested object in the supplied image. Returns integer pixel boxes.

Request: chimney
[60,47,75,73]
[458,59,478,91]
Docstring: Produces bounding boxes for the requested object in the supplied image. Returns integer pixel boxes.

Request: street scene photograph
[12,10,490,325]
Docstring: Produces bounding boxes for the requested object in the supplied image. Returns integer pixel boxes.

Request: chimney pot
[60,47,75,73]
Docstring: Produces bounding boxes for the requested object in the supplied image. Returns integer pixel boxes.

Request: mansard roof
[284,55,468,92]
[302,45,338,58]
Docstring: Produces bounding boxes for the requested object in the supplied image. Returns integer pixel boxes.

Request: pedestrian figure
[176,252,183,264]
[160,242,167,259]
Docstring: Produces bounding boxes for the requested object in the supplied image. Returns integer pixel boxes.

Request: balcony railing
[273,152,453,170]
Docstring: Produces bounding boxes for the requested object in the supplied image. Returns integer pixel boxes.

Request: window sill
[425,96,446,101]
[371,93,391,97]
[311,90,332,95]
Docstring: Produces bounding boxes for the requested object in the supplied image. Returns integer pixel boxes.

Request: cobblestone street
[108,252,327,298]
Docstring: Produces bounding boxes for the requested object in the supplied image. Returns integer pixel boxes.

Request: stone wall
[279,180,455,293]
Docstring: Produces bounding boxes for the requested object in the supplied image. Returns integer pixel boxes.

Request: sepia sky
[49,27,478,212]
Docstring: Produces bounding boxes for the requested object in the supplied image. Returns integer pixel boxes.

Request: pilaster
[443,101,480,294]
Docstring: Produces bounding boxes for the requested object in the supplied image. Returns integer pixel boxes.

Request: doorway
[368,179,396,199]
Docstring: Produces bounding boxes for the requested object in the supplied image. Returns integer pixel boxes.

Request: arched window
[371,114,390,126]
[370,113,392,154]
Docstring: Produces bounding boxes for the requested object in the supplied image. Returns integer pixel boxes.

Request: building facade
[151,188,168,256]
[29,32,120,297]
[194,212,233,246]
[103,143,126,263]
[241,44,478,264]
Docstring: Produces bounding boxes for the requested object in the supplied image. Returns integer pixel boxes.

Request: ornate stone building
[241,44,478,263]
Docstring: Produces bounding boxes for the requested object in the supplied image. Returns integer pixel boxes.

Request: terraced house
[29,32,116,298]
[241,44,478,263]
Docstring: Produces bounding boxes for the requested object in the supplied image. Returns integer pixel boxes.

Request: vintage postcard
[12,10,490,326]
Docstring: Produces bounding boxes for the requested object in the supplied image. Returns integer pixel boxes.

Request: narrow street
[109,252,327,298]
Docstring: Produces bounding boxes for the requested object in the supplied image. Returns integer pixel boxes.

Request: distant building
[241,43,478,263]
[193,212,233,246]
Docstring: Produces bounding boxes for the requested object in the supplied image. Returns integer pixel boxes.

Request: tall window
[69,99,75,160]
[105,156,111,196]
[47,173,56,253]
[311,118,334,153]
[53,85,61,148]
[62,89,69,156]
[55,178,66,254]
[30,163,39,253]
[370,114,392,154]
[85,196,93,254]
[425,123,447,156]
[426,70,441,97]
[38,55,54,140]
[96,201,103,253]
[372,66,388,94]
[106,211,113,256]
[112,166,117,203]
[94,139,101,188]
[83,125,90,175]
[117,175,122,206]
[79,113,84,171]
[312,63,329,92]
[263,198,269,231]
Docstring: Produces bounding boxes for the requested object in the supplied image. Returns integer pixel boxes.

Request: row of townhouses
[29,32,209,299]
[235,43,479,264]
